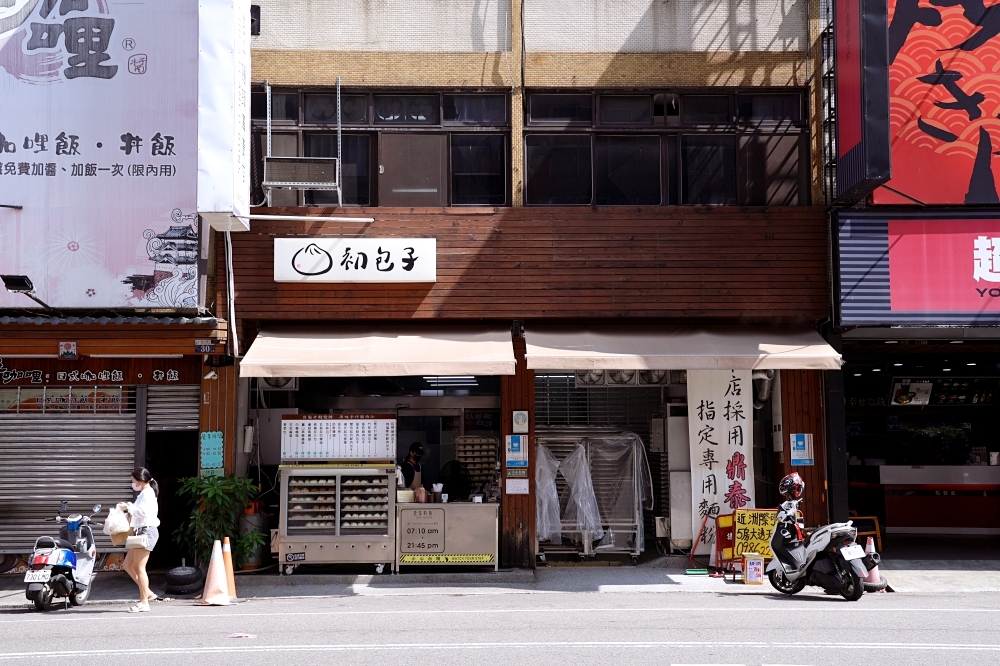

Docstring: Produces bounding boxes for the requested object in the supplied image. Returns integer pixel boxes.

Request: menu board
[890,378,998,407]
[281,414,397,460]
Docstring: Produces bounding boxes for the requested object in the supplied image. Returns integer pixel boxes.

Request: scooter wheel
[841,570,865,601]
[33,587,54,612]
[768,569,805,595]
[69,586,89,606]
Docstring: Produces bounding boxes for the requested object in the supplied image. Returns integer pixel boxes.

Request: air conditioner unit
[574,370,605,387]
[605,370,638,386]
[263,157,339,190]
[638,370,670,386]
[258,377,299,391]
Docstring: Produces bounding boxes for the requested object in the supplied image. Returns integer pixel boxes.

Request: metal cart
[277,465,396,574]
[536,427,653,563]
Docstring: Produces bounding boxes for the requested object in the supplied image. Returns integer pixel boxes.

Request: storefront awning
[240,326,517,377]
[523,326,842,371]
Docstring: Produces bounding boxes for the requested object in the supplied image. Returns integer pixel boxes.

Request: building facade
[231,0,839,569]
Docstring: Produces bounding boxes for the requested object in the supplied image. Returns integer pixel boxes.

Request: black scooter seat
[37,536,75,550]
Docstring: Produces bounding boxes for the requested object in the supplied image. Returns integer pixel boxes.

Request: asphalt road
[2,586,999,666]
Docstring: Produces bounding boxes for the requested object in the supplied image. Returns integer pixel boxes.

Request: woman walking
[119,467,160,613]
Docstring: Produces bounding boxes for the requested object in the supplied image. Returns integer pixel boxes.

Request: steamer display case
[275,414,398,574]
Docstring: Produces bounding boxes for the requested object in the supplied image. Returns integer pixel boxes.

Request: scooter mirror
[93,504,101,513]
[59,500,68,513]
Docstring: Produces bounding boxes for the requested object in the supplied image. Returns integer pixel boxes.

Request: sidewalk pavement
[3,556,1000,608]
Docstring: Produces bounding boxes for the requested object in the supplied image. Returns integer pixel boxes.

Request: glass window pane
[599,96,652,125]
[682,95,730,124]
[529,94,592,123]
[303,94,366,124]
[304,134,371,206]
[595,136,660,205]
[737,94,802,123]
[525,134,592,205]
[452,135,505,205]
[251,92,297,121]
[374,95,438,124]
[379,133,448,206]
[443,95,506,125]
[682,135,736,204]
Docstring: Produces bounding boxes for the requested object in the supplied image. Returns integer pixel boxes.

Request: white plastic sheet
[558,444,604,543]
[535,445,562,543]
[102,507,130,536]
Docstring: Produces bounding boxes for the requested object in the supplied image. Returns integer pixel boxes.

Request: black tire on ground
[768,569,806,595]
[165,580,204,596]
[863,574,889,592]
[165,566,203,587]
[69,585,90,606]
[841,570,865,601]
[33,587,54,612]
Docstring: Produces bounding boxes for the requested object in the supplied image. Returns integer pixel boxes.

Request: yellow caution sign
[399,554,495,564]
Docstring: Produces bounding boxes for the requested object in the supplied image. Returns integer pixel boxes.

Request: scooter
[25,501,103,611]
[765,498,880,601]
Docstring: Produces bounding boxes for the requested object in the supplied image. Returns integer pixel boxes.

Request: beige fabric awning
[241,326,517,377]
[524,326,842,371]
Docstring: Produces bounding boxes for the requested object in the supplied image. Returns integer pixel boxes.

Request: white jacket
[126,486,160,528]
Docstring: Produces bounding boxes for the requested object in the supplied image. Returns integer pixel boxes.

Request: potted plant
[172,475,267,568]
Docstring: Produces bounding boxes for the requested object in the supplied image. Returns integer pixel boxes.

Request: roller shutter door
[0,415,136,553]
[146,385,200,431]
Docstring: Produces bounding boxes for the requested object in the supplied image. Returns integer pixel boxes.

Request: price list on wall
[281,414,397,461]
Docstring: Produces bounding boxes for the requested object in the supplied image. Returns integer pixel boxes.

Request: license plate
[24,570,50,583]
[841,544,865,561]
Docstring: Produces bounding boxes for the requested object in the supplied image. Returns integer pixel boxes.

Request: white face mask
[132,482,143,492]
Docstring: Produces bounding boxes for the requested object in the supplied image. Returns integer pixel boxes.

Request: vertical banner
[688,370,755,555]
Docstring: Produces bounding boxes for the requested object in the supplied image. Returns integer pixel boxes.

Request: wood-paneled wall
[501,335,536,568]
[219,206,829,328]
[200,364,240,475]
[775,369,829,526]
[0,324,226,356]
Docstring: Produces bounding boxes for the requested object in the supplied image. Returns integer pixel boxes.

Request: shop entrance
[144,431,198,568]
[396,409,463,490]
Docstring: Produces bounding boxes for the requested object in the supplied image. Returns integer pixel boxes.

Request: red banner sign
[888,219,1000,311]
[875,0,1000,204]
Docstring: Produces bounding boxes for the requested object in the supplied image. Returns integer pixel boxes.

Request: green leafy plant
[172,475,267,568]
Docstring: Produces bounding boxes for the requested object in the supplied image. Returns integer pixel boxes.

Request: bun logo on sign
[888,218,1000,310]
[291,243,333,276]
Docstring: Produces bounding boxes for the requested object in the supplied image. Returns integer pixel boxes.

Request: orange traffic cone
[863,536,882,586]
[201,540,232,606]
[222,536,237,599]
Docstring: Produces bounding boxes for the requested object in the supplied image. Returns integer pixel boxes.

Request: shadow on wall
[523,0,811,88]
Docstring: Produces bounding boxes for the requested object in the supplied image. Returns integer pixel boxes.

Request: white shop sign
[274,238,436,283]
[687,369,756,556]
[280,414,397,460]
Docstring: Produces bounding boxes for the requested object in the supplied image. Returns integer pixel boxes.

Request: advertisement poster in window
[873,0,1000,204]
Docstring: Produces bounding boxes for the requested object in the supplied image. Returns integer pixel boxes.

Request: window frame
[449,133,510,207]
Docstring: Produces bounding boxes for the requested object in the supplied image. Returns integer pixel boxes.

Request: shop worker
[402,442,424,489]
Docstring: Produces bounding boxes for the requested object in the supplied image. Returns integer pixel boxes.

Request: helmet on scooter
[778,472,805,500]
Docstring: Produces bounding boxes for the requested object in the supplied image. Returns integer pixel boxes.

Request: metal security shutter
[0,415,136,553]
[146,385,201,431]
[534,374,666,546]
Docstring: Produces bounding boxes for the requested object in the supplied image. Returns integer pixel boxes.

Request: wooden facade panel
[0,325,226,357]
[200,365,240,475]
[501,336,535,569]
[219,207,829,326]
[776,370,829,526]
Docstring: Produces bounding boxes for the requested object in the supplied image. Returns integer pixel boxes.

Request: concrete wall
[252,0,512,52]
[524,0,808,53]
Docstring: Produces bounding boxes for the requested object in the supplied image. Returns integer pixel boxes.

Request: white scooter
[24,501,102,611]
[765,498,880,600]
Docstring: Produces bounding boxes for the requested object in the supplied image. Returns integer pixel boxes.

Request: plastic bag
[103,506,130,535]
[535,445,562,543]
[558,444,604,542]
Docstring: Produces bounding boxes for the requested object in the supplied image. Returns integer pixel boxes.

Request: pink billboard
[888,218,1000,312]
[0,1,249,310]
